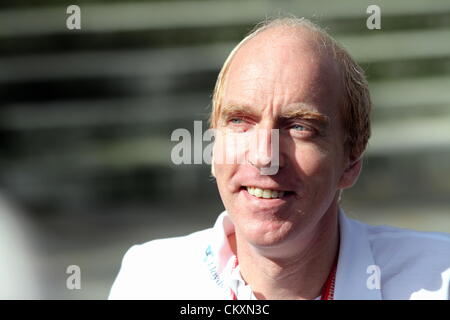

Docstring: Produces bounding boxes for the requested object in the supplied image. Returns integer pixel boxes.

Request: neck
[231,207,340,300]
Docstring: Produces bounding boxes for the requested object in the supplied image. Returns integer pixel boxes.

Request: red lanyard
[230,256,337,300]
[320,258,337,300]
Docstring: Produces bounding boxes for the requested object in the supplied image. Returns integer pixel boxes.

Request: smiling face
[213,26,361,251]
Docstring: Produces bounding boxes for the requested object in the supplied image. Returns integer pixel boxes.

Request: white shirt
[109,209,450,300]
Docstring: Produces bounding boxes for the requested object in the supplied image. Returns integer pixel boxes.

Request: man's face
[213,28,360,250]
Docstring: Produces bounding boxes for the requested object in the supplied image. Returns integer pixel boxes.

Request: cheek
[212,140,225,183]
[292,142,342,187]
[213,130,246,164]
[213,129,249,170]
[212,131,239,186]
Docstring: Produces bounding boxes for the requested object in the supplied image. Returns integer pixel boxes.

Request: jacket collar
[334,209,382,299]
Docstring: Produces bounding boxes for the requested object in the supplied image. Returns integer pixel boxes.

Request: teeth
[246,187,285,199]
[262,190,272,198]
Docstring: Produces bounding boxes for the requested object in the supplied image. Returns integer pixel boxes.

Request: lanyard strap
[320,258,337,300]
[230,256,338,300]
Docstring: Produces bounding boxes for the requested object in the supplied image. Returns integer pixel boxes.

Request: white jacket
[109,210,450,300]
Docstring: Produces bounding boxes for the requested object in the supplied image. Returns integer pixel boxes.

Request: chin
[237,215,298,247]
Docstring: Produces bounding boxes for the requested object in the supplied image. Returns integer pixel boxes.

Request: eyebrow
[219,103,330,130]
[219,104,258,122]
[279,108,330,130]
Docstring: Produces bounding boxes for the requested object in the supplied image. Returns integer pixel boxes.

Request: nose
[247,126,282,174]
[248,128,271,167]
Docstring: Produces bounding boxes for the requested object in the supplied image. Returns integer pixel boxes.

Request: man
[109,17,450,300]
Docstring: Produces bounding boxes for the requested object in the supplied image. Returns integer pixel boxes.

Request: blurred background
[0,0,449,299]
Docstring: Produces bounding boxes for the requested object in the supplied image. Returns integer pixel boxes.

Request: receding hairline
[246,20,335,52]
[229,20,339,73]
[228,24,340,76]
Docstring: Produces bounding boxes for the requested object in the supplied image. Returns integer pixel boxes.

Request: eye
[288,122,316,138]
[292,124,307,131]
[230,118,244,124]
[226,116,250,132]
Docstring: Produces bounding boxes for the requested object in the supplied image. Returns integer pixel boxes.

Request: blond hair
[209,17,371,159]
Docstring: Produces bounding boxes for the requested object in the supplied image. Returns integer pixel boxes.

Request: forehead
[222,27,344,117]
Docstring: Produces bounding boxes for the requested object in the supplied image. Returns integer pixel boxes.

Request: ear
[337,155,362,190]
